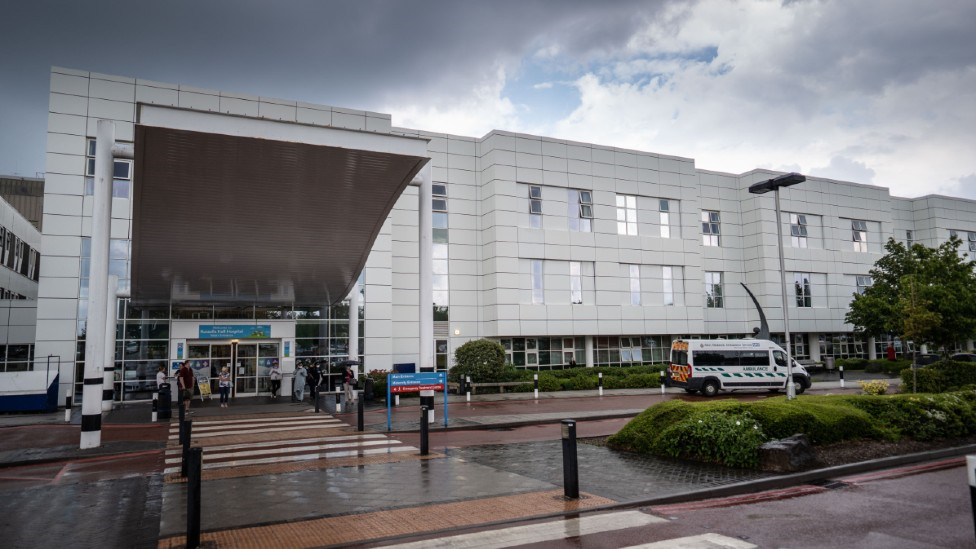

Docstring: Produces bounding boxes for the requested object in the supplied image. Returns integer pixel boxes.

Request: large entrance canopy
[132,106,428,305]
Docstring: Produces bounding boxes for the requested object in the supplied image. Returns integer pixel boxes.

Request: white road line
[167,416,327,426]
[621,533,758,548]
[164,439,402,464]
[167,423,344,439]
[168,418,341,433]
[380,510,666,549]
[162,445,416,474]
[164,434,387,455]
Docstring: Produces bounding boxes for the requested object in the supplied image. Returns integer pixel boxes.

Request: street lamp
[749,172,806,399]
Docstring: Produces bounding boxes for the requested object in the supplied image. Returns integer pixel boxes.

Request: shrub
[836,358,869,370]
[368,369,388,395]
[448,339,512,383]
[900,360,976,393]
[858,379,890,395]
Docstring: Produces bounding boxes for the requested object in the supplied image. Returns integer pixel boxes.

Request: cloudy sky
[1,0,974,199]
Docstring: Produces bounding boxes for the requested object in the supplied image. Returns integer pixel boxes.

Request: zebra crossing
[378,510,757,549]
[164,413,416,475]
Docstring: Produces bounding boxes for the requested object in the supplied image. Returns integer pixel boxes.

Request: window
[431,184,447,212]
[629,265,641,305]
[659,200,672,238]
[856,276,872,295]
[528,186,542,228]
[85,138,133,198]
[702,211,721,246]
[969,232,976,253]
[852,220,868,252]
[616,194,637,235]
[906,230,913,247]
[790,214,808,248]
[435,339,448,370]
[531,259,544,304]
[705,271,724,308]
[570,261,583,304]
[794,272,812,307]
[568,190,592,232]
[662,266,674,306]
[432,184,449,311]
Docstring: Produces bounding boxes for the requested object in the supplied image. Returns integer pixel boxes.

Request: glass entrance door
[234,341,280,396]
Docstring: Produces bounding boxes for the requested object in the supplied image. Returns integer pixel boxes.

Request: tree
[448,339,510,383]
[846,237,976,352]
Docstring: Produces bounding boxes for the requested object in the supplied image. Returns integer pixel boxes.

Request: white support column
[584,336,594,368]
[348,282,360,375]
[81,121,114,449]
[101,275,119,412]
[867,336,877,360]
[417,165,435,423]
[809,332,822,363]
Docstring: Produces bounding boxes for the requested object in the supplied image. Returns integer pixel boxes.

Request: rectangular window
[570,190,592,232]
[856,275,872,295]
[570,261,583,304]
[969,232,976,253]
[529,185,542,228]
[659,199,671,238]
[616,194,637,235]
[85,138,133,198]
[662,266,674,306]
[629,264,641,305]
[531,259,544,304]
[790,213,808,248]
[794,272,812,307]
[906,230,913,247]
[702,211,721,246]
[852,220,868,252]
[705,271,723,308]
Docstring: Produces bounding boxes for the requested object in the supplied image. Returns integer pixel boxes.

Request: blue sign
[386,372,449,431]
[198,325,271,339]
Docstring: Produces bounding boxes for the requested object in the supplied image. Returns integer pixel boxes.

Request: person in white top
[156,364,167,389]
[269,361,283,399]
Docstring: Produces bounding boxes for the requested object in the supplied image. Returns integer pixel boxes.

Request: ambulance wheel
[701,380,720,397]
[793,379,806,395]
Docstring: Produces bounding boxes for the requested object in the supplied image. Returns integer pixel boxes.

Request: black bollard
[181,419,193,478]
[420,406,429,456]
[534,374,539,398]
[315,391,320,413]
[64,395,72,423]
[561,419,579,499]
[178,404,186,446]
[357,394,365,431]
[186,446,203,549]
[969,455,976,543]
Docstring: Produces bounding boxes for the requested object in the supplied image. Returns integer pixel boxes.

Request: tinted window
[694,350,739,366]
[740,350,770,366]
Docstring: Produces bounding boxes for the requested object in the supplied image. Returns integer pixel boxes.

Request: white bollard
[660,371,666,395]
[598,372,603,396]
[395,394,400,407]
[466,375,471,402]
[151,392,158,422]
[64,396,72,423]
[534,373,539,399]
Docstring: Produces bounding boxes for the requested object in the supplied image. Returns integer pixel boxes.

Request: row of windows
[0,344,34,372]
[0,226,40,283]
[85,138,133,198]
[949,230,976,253]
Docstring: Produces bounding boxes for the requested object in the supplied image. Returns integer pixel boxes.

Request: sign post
[387,372,448,431]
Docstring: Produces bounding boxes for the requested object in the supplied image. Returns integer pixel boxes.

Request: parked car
[950,353,976,362]
[914,353,942,366]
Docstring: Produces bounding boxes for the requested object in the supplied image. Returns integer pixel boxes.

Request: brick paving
[157,489,614,549]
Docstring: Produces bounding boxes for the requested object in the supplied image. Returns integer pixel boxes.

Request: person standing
[343,364,356,406]
[218,366,232,408]
[177,360,194,415]
[293,361,307,402]
[307,361,321,403]
[269,361,282,399]
[156,364,167,389]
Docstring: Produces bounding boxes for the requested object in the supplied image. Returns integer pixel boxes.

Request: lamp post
[749,172,806,400]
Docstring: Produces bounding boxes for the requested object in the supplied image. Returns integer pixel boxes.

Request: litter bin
[825,356,835,372]
[362,377,374,402]
[158,383,172,420]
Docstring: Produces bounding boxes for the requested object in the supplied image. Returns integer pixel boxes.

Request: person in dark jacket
[306,361,321,403]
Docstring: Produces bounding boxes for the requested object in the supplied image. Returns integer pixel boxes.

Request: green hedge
[608,391,976,469]
[900,360,976,393]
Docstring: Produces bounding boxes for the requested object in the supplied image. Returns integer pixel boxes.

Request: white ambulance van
[666,339,812,397]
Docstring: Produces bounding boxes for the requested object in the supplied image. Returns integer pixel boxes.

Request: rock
[760,434,817,472]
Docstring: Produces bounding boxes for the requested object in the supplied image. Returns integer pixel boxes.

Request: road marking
[163,439,402,464]
[381,510,665,548]
[167,417,341,434]
[162,445,415,474]
[163,433,388,454]
[620,533,757,548]
[167,423,344,439]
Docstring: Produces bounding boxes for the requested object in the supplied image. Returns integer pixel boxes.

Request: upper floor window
[659,200,672,238]
[790,214,808,248]
[852,220,868,252]
[431,184,447,212]
[969,232,976,253]
[856,276,872,295]
[531,259,544,304]
[616,195,637,235]
[704,271,724,308]
[570,261,583,304]
[528,186,542,228]
[629,264,641,305]
[85,138,132,198]
[906,230,913,247]
[794,272,812,307]
[702,211,721,247]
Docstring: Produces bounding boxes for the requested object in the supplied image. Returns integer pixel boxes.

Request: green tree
[846,237,976,352]
[448,339,510,383]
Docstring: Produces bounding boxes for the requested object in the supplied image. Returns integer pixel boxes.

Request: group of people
[155,359,355,412]
[293,360,357,404]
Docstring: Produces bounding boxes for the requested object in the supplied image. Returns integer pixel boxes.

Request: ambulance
[667,339,812,397]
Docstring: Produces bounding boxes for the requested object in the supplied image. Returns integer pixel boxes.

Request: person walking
[307,361,321,404]
[218,366,232,408]
[269,360,282,399]
[343,364,356,406]
[177,360,194,415]
[293,361,307,402]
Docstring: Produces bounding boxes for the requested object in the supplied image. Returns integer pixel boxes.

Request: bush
[836,358,869,370]
[900,360,976,393]
[859,379,890,395]
[368,369,388,395]
[448,339,512,383]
